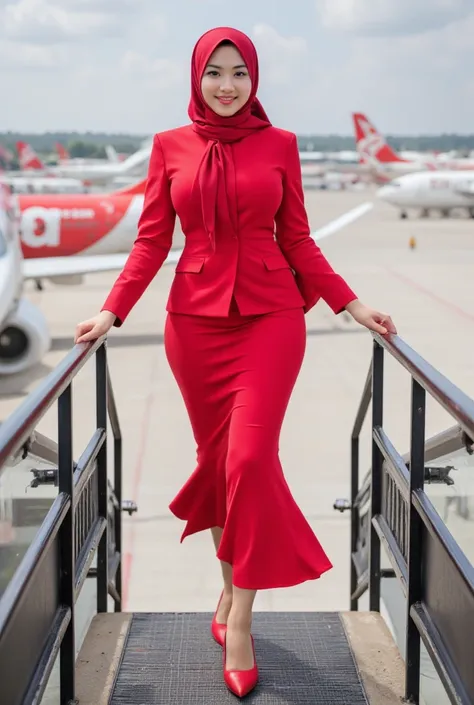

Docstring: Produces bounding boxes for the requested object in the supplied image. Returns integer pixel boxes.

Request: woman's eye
[206,70,248,77]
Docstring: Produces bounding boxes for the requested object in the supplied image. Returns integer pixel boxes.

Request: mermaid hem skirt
[165,305,333,591]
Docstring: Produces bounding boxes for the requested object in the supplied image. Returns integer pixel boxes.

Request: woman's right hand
[74,310,116,344]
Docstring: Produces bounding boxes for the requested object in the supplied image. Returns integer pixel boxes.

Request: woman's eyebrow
[206,63,247,69]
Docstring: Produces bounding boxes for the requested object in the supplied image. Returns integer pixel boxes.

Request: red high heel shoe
[211,591,227,646]
[223,632,259,698]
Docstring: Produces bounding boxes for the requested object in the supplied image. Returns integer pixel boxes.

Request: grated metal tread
[109,611,368,704]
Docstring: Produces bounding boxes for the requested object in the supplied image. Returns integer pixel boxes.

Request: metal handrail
[0,335,125,705]
[349,331,474,705]
[352,332,474,447]
[0,336,106,474]
[373,332,474,442]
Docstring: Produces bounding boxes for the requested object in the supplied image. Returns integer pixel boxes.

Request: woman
[75,26,396,698]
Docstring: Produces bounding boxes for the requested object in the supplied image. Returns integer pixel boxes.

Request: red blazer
[102,125,357,324]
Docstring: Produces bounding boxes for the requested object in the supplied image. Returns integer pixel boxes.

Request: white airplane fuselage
[0,186,51,375]
[377,171,474,212]
[50,145,152,183]
[0,198,23,326]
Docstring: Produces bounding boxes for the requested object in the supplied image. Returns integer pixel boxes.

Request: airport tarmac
[1,187,474,620]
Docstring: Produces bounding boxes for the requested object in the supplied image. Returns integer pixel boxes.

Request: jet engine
[0,297,51,376]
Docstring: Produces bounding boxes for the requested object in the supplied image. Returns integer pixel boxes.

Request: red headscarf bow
[188,27,272,249]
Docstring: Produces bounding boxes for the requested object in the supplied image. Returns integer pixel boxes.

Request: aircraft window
[430,178,450,189]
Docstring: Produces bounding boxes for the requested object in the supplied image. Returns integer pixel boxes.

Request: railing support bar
[114,435,123,612]
[96,343,109,613]
[58,384,77,705]
[405,378,426,704]
[369,340,384,611]
[350,435,359,610]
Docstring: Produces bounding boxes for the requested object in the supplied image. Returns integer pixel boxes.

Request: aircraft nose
[376,185,395,201]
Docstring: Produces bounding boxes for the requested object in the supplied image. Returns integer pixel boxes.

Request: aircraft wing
[22,249,183,280]
[21,201,373,281]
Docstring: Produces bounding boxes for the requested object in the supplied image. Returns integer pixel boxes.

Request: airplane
[16,142,45,171]
[0,179,374,377]
[0,176,177,376]
[0,180,50,377]
[4,175,90,195]
[16,178,148,272]
[13,141,151,185]
[48,143,152,184]
[376,170,474,219]
[55,142,127,166]
[352,113,440,178]
[353,112,474,180]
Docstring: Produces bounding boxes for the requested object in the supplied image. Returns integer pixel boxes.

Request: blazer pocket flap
[175,256,206,273]
[263,253,291,271]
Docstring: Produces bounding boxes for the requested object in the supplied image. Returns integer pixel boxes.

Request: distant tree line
[297,134,474,154]
[2,132,474,162]
[0,132,147,168]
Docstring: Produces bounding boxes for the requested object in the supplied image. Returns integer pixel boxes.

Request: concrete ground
[1,186,474,622]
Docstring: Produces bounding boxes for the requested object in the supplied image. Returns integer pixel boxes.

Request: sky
[1,0,474,135]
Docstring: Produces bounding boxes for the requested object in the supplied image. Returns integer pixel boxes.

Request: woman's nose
[220,76,234,91]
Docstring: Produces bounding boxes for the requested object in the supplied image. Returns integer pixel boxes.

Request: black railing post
[350,434,359,610]
[114,434,123,611]
[369,339,384,611]
[96,342,108,613]
[58,383,76,705]
[405,378,426,703]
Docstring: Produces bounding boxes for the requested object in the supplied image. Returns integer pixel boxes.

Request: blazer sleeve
[274,133,358,314]
[101,134,176,326]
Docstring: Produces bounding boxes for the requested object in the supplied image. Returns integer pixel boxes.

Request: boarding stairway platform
[0,332,473,705]
[75,610,402,705]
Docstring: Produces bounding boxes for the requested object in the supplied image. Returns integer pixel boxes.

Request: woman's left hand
[345,300,397,335]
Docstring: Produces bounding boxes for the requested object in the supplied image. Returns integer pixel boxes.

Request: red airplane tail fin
[16,141,45,170]
[352,112,407,165]
[56,142,70,161]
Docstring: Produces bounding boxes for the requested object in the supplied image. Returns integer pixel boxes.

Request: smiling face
[200,42,252,117]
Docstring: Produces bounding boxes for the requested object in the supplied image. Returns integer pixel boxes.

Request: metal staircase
[0,332,473,704]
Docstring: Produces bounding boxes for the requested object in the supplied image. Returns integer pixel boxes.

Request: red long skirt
[165,303,333,590]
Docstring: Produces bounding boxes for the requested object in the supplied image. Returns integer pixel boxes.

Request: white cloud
[63,0,138,9]
[251,23,307,85]
[0,1,473,134]
[316,0,474,36]
[121,51,185,89]
[0,38,66,67]
[1,0,124,42]
[302,12,474,133]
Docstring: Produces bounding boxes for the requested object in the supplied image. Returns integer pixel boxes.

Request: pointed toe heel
[223,634,259,698]
[211,591,228,647]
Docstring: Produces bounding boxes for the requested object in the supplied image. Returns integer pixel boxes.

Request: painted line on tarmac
[312,201,374,241]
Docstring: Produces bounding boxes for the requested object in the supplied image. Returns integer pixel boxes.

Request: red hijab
[188,27,272,249]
